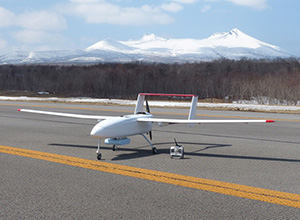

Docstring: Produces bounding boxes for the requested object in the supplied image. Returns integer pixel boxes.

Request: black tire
[97,153,102,160]
[152,147,157,154]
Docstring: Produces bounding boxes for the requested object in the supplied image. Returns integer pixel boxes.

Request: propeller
[146,99,150,114]
[146,99,152,140]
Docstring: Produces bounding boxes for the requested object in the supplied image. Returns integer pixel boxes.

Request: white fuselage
[90,113,153,139]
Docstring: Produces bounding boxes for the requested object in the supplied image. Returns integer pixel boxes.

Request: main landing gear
[141,134,157,154]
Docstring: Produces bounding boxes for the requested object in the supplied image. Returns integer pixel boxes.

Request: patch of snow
[141,34,166,42]
[28,52,35,59]
[37,91,49,95]
[1,96,299,112]
[68,57,104,62]
[234,97,300,106]
[86,38,133,52]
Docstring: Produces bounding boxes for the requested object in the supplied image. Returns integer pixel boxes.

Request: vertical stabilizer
[188,96,198,127]
[134,94,145,114]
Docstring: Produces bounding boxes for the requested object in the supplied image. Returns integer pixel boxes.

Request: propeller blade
[146,99,152,140]
[146,100,150,113]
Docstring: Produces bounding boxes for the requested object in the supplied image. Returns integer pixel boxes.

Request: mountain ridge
[0,28,293,64]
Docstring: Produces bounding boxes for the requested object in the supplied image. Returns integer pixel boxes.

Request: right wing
[18,109,113,120]
[137,117,275,125]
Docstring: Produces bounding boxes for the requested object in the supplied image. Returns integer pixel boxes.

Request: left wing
[18,109,113,120]
[137,118,274,124]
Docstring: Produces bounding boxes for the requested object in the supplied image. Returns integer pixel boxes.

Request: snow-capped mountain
[0,29,293,64]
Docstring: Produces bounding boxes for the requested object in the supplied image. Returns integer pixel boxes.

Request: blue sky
[0,0,299,56]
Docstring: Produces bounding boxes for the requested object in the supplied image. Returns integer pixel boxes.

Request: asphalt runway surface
[1,101,300,219]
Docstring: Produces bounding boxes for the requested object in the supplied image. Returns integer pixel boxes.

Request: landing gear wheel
[97,153,102,160]
[152,147,157,154]
[112,145,116,151]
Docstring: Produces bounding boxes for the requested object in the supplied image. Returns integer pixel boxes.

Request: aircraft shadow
[111,142,231,161]
[153,129,300,145]
[48,142,300,163]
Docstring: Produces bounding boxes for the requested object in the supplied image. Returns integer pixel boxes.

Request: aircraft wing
[137,118,274,124]
[18,109,113,120]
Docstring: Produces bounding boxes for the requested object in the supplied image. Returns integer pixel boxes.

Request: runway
[1,101,300,219]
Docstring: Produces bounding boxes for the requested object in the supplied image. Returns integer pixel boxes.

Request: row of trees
[0,58,299,104]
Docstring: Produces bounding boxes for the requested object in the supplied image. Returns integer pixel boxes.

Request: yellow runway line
[1,145,300,209]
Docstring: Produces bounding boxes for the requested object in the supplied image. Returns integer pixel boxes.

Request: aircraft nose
[90,127,96,137]
[90,124,104,138]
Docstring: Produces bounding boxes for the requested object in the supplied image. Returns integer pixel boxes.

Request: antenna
[174,138,179,146]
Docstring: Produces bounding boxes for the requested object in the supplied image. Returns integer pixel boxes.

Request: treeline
[0,58,299,104]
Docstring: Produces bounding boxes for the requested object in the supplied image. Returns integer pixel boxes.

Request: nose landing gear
[96,139,102,160]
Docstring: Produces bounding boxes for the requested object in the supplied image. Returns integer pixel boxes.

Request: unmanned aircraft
[18,93,274,160]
